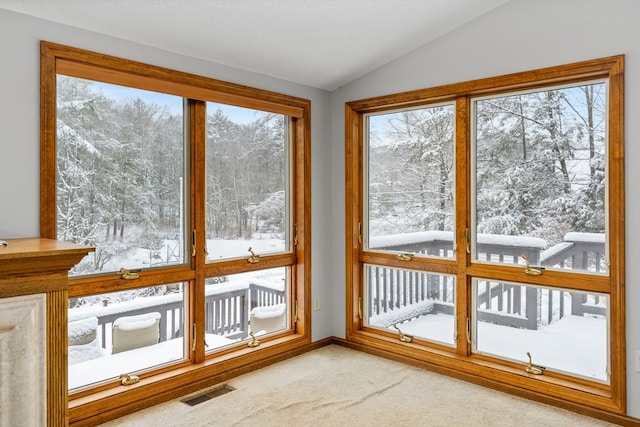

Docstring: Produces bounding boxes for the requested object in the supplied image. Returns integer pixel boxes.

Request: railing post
[159,313,167,342]
[525,286,538,330]
[571,292,586,316]
[241,293,248,338]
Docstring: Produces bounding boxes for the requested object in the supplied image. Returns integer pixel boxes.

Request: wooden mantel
[0,238,92,285]
[0,238,93,426]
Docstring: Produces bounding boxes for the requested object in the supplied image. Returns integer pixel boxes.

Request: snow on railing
[69,280,285,353]
[368,231,605,330]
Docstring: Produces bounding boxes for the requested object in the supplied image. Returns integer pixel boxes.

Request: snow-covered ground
[70,311,606,390]
[69,334,236,390]
[397,313,608,382]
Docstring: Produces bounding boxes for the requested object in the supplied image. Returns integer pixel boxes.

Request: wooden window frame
[40,41,311,425]
[345,56,625,415]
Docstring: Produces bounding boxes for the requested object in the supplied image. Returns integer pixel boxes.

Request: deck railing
[367,231,606,330]
[74,281,285,351]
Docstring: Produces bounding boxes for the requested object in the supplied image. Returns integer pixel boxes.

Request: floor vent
[182,385,235,406]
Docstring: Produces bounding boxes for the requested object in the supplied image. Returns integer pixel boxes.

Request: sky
[90,80,259,124]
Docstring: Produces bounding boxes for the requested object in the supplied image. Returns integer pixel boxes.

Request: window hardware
[119,373,139,386]
[247,247,260,264]
[520,254,543,276]
[247,331,260,348]
[466,317,471,344]
[293,223,298,246]
[393,323,413,343]
[358,297,363,320]
[192,229,197,257]
[191,324,197,352]
[118,268,139,280]
[525,352,544,375]
[465,228,471,254]
[358,222,362,244]
[396,253,412,261]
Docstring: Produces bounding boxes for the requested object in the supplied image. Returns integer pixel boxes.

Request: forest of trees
[58,76,606,275]
[56,76,287,275]
[367,82,606,248]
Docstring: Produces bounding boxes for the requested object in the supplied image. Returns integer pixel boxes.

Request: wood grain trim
[346,55,624,112]
[343,55,626,415]
[46,41,305,118]
[48,288,69,427]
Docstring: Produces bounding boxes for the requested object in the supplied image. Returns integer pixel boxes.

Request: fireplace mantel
[0,238,93,426]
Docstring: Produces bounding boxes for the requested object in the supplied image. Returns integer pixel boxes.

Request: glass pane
[365,265,456,346]
[56,76,187,276]
[365,105,455,258]
[205,267,289,352]
[68,283,186,390]
[473,82,607,274]
[205,102,290,261]
[472,279,608,382]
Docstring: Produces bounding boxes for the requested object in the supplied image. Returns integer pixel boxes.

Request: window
[41,41,310,422]
[346,56,625,414]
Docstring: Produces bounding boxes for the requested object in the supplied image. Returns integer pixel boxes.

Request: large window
[41,41,310,423]
[345,56,625,414]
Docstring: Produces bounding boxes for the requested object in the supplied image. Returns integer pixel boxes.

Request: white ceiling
[0,0,509,91]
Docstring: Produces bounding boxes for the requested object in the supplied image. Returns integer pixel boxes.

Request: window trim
[345,56,625,414]
[40,41,311,424]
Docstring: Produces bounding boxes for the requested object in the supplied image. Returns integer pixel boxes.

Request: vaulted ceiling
[0,0,509,90]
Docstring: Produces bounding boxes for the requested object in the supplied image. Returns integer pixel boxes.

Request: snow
[251,303,286,319]
[67,274,284,389]
[69,291,183,321]
[395,313,607,381]
[205,237,285,261]
[68,333,235,390]
[540,241,573,261]
[74,236,286,276]
[68,316,98,344]
[368,230,548,250]
[476,233,546,249]
[112,312,160,331]
[370,231,453,248]
[68,340,106,366]
[369,299,435,327]
[393,312,455,346]
[563,232,605,243]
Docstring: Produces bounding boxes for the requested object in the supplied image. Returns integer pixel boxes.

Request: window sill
[69,332,312,426]
[344,330,622,415]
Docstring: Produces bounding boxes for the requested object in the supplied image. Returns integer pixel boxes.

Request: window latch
[521,254,543,276]
[247,247,260,264]
[119,268,139,280]
[525,352,544,375]
[393,323,413,343]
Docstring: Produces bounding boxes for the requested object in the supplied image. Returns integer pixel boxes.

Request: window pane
[68,283,186,390]
[472,279,608,382]
[56,76,187,276]
[365,265,456,346]
[205,102,290,261]
[205,267,288,352]
[473,82,607,274]
[365,105,455,258]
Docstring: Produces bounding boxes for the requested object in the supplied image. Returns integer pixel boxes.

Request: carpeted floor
[100,345,618,426]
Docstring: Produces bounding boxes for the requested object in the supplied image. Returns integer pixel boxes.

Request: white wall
[330,0,640,417]
[0,8,334,341]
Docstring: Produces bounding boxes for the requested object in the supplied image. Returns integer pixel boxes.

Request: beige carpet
[100,345,618,427]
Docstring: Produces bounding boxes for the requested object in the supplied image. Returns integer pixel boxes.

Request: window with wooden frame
[345,56,625,414]
[40,41,311,424]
